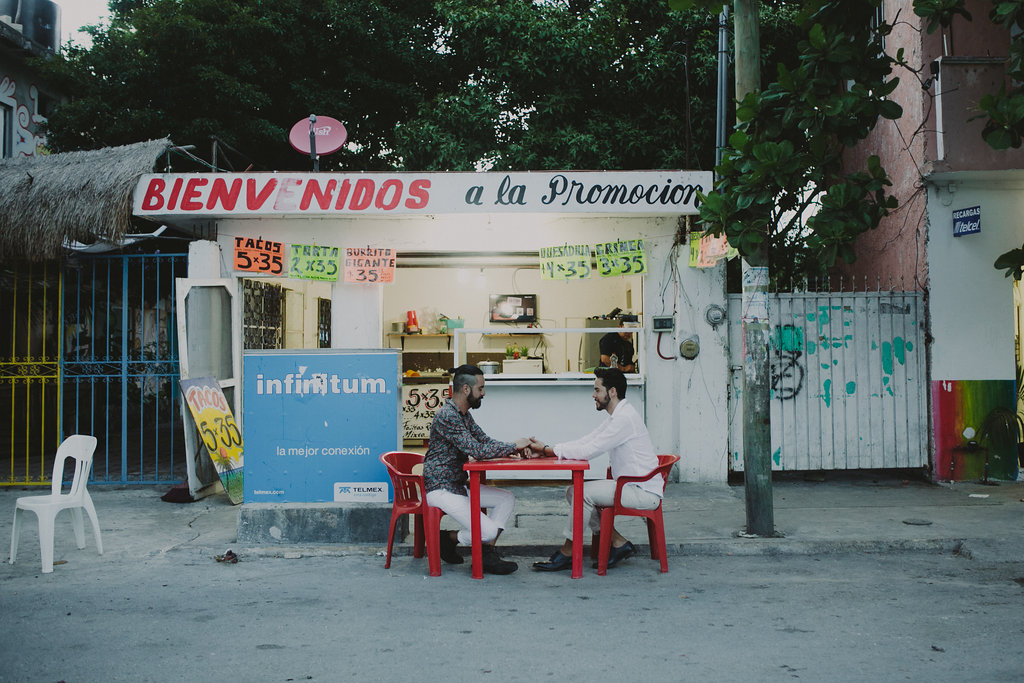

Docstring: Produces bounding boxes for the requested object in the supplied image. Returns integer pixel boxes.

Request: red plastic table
[464,457,590,579]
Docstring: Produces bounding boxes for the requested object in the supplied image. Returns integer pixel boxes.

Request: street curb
[201,537,975,561]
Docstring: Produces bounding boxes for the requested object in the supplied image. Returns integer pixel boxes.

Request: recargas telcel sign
[952,205,981,237]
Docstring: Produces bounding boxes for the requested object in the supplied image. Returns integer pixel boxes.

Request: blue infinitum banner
[243,349,400,503]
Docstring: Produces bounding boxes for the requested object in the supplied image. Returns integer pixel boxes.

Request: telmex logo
[334,482,388,502]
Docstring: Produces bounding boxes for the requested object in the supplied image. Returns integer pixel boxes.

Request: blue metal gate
[61,253,188,484]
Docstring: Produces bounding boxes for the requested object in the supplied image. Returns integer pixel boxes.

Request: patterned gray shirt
[423,398,516,495]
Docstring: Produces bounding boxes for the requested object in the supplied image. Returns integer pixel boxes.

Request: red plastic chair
[594,454,680,575]
[380,451,444,576]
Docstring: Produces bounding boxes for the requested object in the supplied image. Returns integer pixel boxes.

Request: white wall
[641,235,729,482]
[927,176,1024,381]
[210,212,731,481]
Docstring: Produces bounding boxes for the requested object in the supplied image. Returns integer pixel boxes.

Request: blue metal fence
[61,253,188,484]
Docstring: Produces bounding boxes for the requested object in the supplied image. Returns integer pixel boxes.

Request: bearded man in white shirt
[529,367,663,572]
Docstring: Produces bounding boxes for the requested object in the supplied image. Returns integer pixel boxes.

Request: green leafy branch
[697,1,901,286]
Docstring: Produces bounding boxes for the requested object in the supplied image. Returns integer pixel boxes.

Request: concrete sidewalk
[2,472,1023,574]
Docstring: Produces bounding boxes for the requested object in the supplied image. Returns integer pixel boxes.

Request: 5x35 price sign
[595,238,647,277]
[345,247,396,283]
[179,377,244,504]
[402,384,451,440]
[234,237,284,275]
[290,244,341,281]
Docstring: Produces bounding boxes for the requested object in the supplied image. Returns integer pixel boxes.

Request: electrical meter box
[651,316,675,331]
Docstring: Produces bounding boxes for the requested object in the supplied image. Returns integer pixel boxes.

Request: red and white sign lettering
[133,171,711,218]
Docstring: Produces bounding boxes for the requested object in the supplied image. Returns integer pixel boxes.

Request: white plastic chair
[9,435,103,573]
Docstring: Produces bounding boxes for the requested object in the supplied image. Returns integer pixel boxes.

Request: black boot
[482,545,518,574]
[438,530,463,564]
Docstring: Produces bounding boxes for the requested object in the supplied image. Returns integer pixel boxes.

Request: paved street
[3,548,1022,681]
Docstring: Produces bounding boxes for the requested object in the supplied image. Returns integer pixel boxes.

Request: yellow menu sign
[180,377,243,504]
[539,244,591,280]
[595,239,647,277]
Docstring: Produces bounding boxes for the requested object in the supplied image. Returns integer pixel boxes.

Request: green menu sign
[290,244,341,281]
[595,239,646,277]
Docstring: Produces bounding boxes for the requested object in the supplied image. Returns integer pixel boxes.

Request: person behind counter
[422,363,537,575]
[527,367,663,572]
[599,319,637,372]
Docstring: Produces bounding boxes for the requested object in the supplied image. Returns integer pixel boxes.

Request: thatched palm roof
[0,138,171,261]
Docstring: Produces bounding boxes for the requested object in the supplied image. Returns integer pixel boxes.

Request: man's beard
[469,395,483,409]
[595,395,609,411]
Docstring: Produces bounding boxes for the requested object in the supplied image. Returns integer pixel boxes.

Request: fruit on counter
[403,370,421,377]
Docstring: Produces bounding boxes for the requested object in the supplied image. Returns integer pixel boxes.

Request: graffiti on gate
[729,292,927,473]
[770,324,805,400]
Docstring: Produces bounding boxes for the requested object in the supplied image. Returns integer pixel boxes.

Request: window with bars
[242,279,286,350]
[317,297,332,348]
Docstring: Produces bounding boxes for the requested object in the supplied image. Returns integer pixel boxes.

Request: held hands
[512,437,554,459]
[509,437,531,459]
[524,437,555,458]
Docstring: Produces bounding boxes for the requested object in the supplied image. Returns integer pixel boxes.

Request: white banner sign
[134,170,710,219]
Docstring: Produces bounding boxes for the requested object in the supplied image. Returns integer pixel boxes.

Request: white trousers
[426,485,515,546]
[562,479,661,540]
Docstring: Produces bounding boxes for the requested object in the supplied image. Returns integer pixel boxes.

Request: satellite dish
[289,115,347,156]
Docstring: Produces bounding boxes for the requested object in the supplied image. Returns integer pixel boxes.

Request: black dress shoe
[532,550,572,572]
[594,541,636,569]
[482,545,518,574]
[438,530,463,564]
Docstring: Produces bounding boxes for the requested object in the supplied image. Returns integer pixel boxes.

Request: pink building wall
[836,0,1024,290]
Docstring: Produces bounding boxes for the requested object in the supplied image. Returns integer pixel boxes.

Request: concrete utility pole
[733,0,775,536]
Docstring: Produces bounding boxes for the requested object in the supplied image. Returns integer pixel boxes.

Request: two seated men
[422,364,663,574]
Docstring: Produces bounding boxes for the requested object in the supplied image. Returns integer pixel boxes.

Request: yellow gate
[0,260,62,484]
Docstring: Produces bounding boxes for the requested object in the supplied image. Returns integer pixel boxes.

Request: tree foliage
[693,0,901,285]
[396,0,799,171]
[38,0,801,172]
[38,0,465,171]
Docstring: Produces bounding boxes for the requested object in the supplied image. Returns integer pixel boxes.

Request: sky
[57,0,112,47]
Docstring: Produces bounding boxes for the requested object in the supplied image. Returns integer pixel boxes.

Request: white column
[642,234,729,482]
[187,240,222,278]
[330,280,383,348]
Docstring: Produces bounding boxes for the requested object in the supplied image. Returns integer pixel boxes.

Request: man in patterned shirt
[424,364,535,574]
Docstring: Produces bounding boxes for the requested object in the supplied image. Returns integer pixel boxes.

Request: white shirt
[553,399,663,497]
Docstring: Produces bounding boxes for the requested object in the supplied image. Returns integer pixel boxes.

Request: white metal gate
[727,289,928,471]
